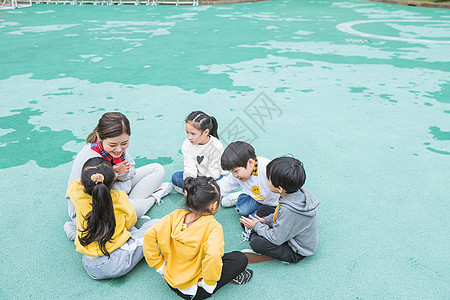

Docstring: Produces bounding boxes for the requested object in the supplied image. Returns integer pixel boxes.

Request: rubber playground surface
[0,0,449,298]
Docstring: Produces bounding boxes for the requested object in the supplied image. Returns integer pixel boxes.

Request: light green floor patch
[0,0,449,299]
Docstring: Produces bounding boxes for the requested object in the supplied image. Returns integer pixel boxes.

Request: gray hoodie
[254,187,319,257]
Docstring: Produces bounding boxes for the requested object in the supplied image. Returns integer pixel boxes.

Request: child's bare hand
[113,160,130,174]
[240,215,260,229]
[254,215,265,224]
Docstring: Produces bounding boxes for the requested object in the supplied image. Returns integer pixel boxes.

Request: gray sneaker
[64,221,77,241]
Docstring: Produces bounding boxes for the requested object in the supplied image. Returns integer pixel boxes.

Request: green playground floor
[0,0,449,298]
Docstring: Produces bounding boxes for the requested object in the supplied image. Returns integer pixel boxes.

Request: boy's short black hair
[266,157,306,193]
[221,141,257,171]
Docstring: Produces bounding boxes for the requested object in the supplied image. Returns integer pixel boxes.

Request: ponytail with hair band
[79,157,117,257]
[91,173,105,184]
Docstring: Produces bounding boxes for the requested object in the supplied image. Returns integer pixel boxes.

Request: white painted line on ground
[336,20,450,44]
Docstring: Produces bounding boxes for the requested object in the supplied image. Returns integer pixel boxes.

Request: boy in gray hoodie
[240,157,319,263]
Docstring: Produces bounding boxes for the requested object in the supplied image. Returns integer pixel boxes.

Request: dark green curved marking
[426,147,450,155]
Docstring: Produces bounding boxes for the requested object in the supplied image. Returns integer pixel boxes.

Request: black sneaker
[231,268,253,285]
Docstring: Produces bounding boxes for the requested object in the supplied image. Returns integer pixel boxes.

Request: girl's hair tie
[91,173,105,184]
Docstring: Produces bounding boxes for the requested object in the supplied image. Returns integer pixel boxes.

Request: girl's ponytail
[209,116,219,140]
[79,157,117,257]
[89,183,116,257]
[186,111,220,140]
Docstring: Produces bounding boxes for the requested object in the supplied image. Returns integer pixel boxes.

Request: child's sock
[231,268,253,285]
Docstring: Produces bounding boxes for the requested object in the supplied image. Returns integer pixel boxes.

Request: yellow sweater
[67,179,137,257]
[144,209,224,288]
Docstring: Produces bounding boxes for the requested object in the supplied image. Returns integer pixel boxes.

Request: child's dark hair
[79,157,117,257]
[184,176,221,213]
[186,111,219,140]
[86,112,131,143]
[221,141,257,171]
[266,157,306,193]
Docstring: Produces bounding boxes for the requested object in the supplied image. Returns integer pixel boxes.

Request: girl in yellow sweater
[144,176,253,299]
[67,157,158,280]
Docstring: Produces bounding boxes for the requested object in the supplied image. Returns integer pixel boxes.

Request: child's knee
[249,236,265,253]
[227,251,248,270]
[256,205,275,218]
[171,172,178,182]
[237,193,251,203]
[238,251,248,266]
[171,172,183,187]
[235,194,254,216]
[154,163,165,177]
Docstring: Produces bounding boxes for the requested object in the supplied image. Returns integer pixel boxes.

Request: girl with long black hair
[67,157,158,279]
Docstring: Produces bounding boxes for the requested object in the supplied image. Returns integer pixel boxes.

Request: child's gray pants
[81,219,158,280]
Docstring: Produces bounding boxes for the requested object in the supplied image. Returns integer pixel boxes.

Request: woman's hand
[113,160,130,174]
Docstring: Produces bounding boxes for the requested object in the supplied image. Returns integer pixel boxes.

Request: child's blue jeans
[236,194,261,217]
[172,171,223,189]
[171,171,184,188]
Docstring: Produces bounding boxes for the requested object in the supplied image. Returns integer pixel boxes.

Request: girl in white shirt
[172,111,226,193]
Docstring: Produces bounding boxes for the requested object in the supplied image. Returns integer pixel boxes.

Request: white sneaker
[173,185,184,194]
[221,192,242,207]
[151,182,173,205]
[240,227,253,244]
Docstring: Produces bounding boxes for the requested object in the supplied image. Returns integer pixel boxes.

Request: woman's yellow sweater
[67,179,137,257]
[144,209,224,289]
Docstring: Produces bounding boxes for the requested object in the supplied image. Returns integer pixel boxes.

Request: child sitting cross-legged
[240,157,319,264]
[172,111,227,194]
[144,176,253,299]
[67,157,159,279]
[218,141,279,217]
